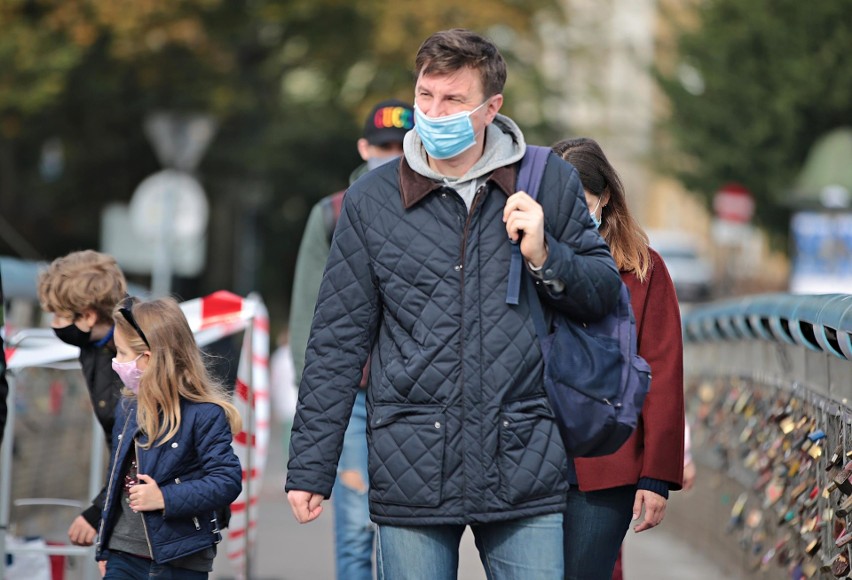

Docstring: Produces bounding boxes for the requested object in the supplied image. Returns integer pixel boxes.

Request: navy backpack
[506,145,651,457]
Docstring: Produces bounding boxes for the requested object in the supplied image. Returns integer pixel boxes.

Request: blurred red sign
[714,182,755,223]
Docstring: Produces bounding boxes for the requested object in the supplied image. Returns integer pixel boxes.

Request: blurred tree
[0,0,558,323]
[654,0,852,241]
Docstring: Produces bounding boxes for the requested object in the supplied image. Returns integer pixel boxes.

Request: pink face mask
[112,355,144,394]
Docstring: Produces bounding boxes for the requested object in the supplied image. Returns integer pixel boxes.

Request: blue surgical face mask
[413,101,488,160]
[589,196,602,229]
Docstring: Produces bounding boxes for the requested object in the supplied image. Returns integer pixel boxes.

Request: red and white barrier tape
[225,293,270,573]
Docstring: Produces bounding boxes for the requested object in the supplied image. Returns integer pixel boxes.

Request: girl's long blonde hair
[114,297,242,448]
[553,137,652,282]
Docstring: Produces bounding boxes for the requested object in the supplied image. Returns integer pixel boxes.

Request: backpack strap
[321,190,346,245]
[506,145,551,305]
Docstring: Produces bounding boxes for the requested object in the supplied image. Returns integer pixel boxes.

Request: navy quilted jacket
[286,152,620,525]
[96,398,242,563]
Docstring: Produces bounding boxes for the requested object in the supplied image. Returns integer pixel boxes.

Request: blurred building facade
[539,0,789,298]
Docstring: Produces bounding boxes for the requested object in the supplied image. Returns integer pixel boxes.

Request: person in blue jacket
[286,28,621,579]
[96,296,242,579]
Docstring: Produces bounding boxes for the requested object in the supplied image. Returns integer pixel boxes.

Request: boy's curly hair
[37,250,127,323]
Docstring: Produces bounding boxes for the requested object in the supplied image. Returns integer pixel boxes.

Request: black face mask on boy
[53,323,92,348]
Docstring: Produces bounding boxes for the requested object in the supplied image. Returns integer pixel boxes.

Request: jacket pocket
[498,397,569,504]
[173,477,202,531]
[368,405,445,508]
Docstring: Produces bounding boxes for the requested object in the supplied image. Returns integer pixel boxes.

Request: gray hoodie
[403,114,527,210]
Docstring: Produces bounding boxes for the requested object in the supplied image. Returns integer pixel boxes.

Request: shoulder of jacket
[540,156,581,200]
[647,248,677,288]
[183,400,226,420]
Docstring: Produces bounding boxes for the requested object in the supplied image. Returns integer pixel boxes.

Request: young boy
[37,250,127,546]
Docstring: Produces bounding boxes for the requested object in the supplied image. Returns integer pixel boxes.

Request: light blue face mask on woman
[414,101,488,160]
[589,196,603,229]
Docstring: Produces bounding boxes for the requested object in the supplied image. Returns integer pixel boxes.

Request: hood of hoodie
[403,114,526,209]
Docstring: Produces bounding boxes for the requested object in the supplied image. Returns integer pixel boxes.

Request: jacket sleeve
[159,406,242,519]
[533,155,621,321]
[289,202,332,385]
[101,398,130,526]
[285,190,379,498]
[80,348,122,525]
[82,489,107,527]
[636,255,685,489]
[78,345,123,441]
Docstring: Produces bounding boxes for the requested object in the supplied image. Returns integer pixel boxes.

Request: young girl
[96,296,243,579]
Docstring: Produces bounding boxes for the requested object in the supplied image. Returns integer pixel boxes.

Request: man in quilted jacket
[286,28,621,579]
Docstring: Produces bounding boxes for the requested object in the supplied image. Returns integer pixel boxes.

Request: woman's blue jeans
[376,513,564,580]
[103,551,208,579]
[332,390,374,580]
[562,485,635,580]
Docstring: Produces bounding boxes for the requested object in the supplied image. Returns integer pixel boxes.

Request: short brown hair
[414,29,507,98]
[37,250,127,323]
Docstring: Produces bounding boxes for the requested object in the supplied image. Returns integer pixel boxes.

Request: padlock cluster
[692,376,852,579]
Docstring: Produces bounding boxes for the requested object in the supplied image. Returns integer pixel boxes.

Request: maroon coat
[574,248,685,491]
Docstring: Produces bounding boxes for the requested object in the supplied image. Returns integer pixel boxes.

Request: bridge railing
[681,293,852,578]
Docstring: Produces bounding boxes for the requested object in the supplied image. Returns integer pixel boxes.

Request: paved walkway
[213,424,739,580]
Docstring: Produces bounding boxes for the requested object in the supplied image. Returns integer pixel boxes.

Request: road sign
[128,170,209,241]
[713,182,755,224]
[127,170,209,296]
[101,203,206,277]
[144,112,217,172]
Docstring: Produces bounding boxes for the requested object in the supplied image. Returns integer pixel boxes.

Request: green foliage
[0,0,558,324]
[655,0,852,241]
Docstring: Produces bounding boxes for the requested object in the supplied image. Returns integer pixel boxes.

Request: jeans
[103,551,208,580]
[562,485,635,580]
[376,513,564,580]
[333,390,374,580]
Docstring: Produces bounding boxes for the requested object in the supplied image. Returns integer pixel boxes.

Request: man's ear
[357,138,371,162]
[485,94,504,124]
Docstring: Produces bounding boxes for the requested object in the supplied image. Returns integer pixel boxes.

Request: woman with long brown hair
[553,137,685,580]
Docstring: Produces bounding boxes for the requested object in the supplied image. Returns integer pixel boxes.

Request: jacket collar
[399,157,518,210]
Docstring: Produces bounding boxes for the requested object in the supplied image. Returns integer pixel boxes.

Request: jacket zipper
[174,477,202,530]
[457,183,489,508]
[135,440,155,559]
[97,411,133,552]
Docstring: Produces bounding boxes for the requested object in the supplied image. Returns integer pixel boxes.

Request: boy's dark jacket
[97,398,242,563]
[286,149,621,525]
[79,343,124,526]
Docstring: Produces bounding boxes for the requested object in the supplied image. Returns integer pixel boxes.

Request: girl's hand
[129,474,165,512]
